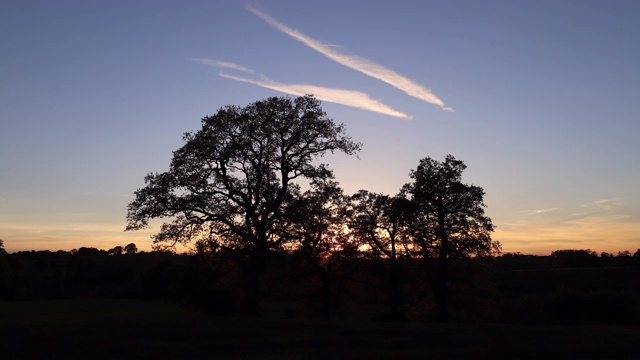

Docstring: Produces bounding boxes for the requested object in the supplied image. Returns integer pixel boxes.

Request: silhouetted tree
[74,247,106,257]
[349,190,407,320]
[615,250,633,267]
[285,180,358,320]
[401,155,499,322]
[0,239,11,300]
[551,249,598,267]
[108,246,123,256]
[601,252,614,267]
[125,95,360,316]
[632,249,640,266]
[124,243,138,254]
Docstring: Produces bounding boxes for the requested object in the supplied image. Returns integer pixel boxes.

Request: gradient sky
[1,0,639,254]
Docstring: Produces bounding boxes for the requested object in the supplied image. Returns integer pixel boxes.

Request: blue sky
[1,0,639,254]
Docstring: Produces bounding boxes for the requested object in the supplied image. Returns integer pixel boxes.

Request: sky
[1,0,639,255]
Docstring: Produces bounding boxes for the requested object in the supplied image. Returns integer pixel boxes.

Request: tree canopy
[126,95,360,250]
[125,95,361,314]
[124,243,138,255]
[349,191,407,319]
[402,155,498,260]
[401,154,499,321]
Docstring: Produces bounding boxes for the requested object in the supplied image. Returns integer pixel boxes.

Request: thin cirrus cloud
[189,58,255,73]
[190,58,412,119]
[583,198,622,210]
[247,5,454,113]
[521,208,559,215]
[220,72,412,120]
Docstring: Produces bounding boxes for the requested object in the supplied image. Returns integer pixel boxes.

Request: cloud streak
[521,208,559,215]
[189,58,255,73]
[247,5,454,112]
[583,198,622,210]
[219,72,412,119]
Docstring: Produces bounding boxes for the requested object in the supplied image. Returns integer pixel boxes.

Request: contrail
[247,5,454,112]
[189,58,412,118]
[189,58,255,73]
[220,72,412,119]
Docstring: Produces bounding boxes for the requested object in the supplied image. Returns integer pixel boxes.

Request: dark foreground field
[1,299,639,359]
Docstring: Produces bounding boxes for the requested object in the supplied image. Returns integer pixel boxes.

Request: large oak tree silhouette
[126,95,360,315]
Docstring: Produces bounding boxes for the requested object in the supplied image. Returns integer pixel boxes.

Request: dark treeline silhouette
[497,250,640,324]
[1,244,639,325]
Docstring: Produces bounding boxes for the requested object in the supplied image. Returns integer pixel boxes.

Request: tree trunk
[241,262,263,317]
[434,255,449,323]
[321,270,332,321]
[389,251,402,320]
[435,207,449,323]
[423,258,447,323]
[240,241,267,317]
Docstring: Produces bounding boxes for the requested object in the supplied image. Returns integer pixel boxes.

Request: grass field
[1,299,639,359]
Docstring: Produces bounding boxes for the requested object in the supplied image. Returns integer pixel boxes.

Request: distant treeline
[1,245,639,325]
[503,248,640,268]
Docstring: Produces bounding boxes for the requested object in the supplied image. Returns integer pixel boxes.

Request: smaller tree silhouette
[0,239,6,255]
[285,180,358,320]
[75,247,106,256]
[124,243,138,254]
[349,191,407,320]
[401,155,499,322]
[108,246,123,256]
[551,249,598,267]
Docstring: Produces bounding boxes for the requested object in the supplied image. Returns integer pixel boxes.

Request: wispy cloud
[247,5,454,112]
[521,208,559,215]
[583,198,622,210]
[189,57,412,118]
[189,58,255,73]
[220,72,412,119]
